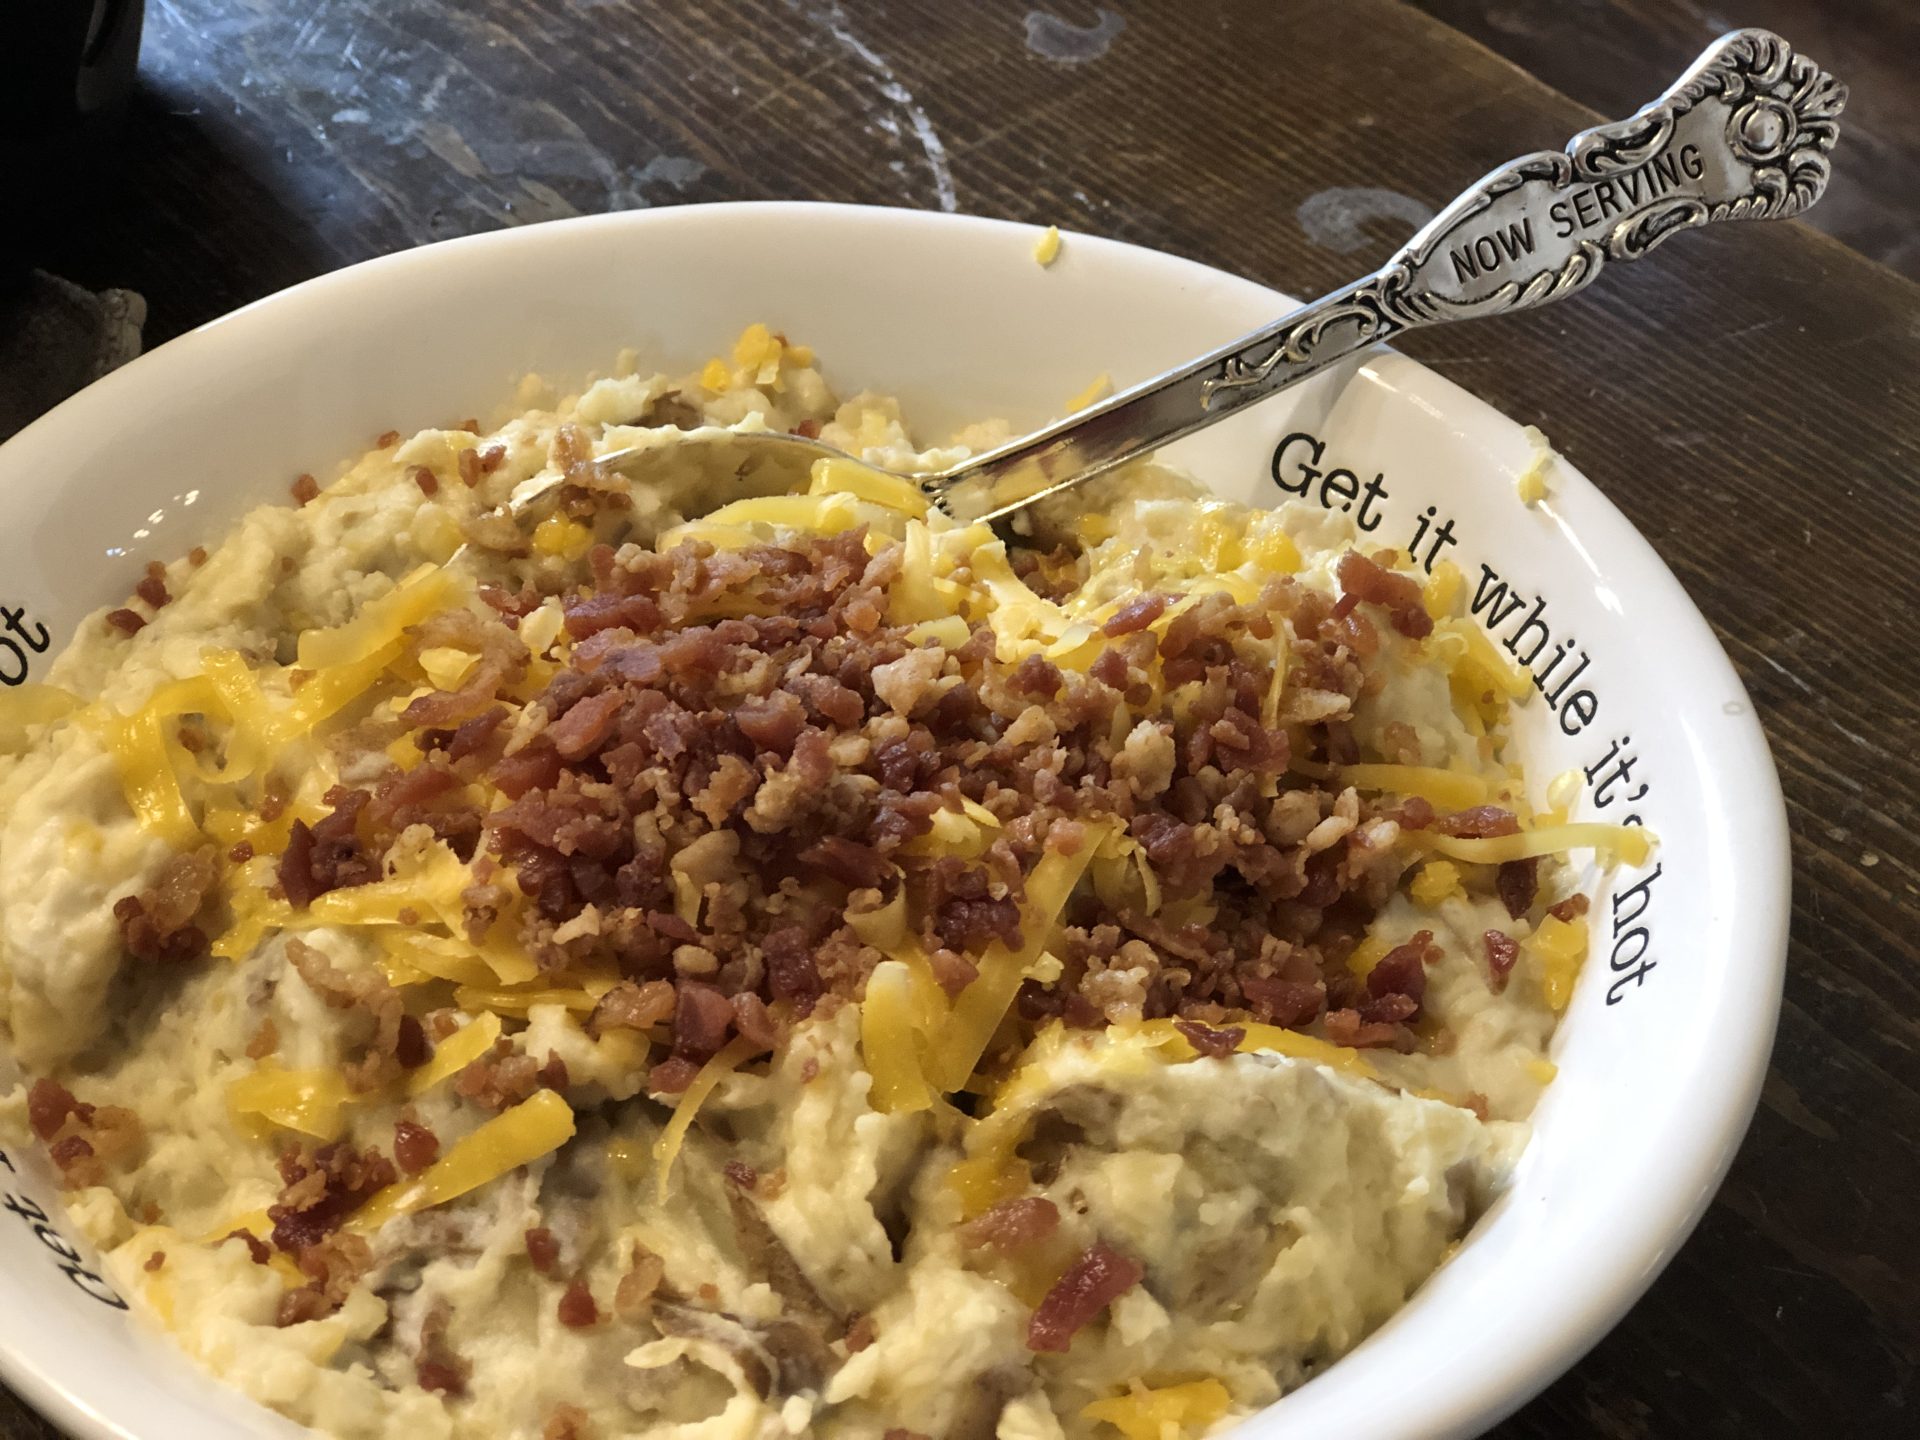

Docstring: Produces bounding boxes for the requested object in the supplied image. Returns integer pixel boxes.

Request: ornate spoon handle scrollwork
[936,28,1844,523]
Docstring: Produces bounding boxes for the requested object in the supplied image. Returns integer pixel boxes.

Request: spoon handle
[938,27,1844,522]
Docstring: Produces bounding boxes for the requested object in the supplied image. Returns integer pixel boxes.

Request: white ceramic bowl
[0,204,1789,1440]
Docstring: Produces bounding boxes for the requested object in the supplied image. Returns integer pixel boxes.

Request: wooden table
[14,1,1920,1436]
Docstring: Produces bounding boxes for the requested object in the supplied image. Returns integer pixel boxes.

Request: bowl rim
[0,200,1790,1440]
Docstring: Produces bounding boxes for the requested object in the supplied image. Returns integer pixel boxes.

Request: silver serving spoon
[513,28,1842,530]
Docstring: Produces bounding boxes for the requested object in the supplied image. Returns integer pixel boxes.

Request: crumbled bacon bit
[1336,550,1432,639]
[792,417,823,439]
[114,846,219,963]
[276,1230,373,1326]
[267,1141,396,1254]
[544,1404,592,1440]
[290,473,320,505]
[454,1041,544,1111]
[1323,1007,1412,1050]
[30,1084,85,1140]
[672,982,736,1062]
[844,1313,877,1352]
[1174,1019,1245,1057]
[557,1276,600,1328]
[478,443,507,473]
[246,1016,280,1060]
[105,607,145,635]
[278,788,377,908]
[415,1302,469,1394]
[393,1120,439,1174]
[412,464,439,496]
[1497,857,1540,919]
[48,1134,99,1187]
[960,1196,1060,1254]
[587,979,675,1036]
[144,1250,166,1272]
[525,1226,561,1275]
[724,1161,758,1191]
[1435,805,1521,838]
[225,1229,272,1265]
[647,1056,700,1095]
[1367,929,1438,1013]
[1484,929,1520,991]
[135,564,170,608]
[376,429,400,448]
[395,1015,431,1069]
[614,1247,665,1316]
[457,448,482,486]
[1549,893,1591,923]
[1026,1241,1143,1352]
[1103,593,1168,636]
[188,546,208,566]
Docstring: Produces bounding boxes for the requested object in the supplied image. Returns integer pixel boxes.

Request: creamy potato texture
[0,329,1642,1440]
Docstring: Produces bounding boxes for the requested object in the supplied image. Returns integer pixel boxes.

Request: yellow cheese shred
[96,702,201,847]
[862,961,936,1114]
[406,1012,504,1096]
[1526,914,1590,1012]
[1136,1018,1378,1081]
[1415,822,1654,868]
[695,493,860,536]
[928,833,1105,1092]
[354,1088,575,1232]
[0,684,81,751]
[296,565,463,671]
[1083,1379,1233,1440]
[1338,763,1489,811]
[202,1212,307,1286]
[1408,860,1464,906]
[227,1065,354,1141]
[809,457,930,518]
[379,932,498,989]
[653,1035,758,1203]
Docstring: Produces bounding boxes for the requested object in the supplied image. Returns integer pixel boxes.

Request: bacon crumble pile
[263,526,1509,1106]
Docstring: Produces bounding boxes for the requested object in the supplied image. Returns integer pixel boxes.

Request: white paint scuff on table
[793,0,957,212]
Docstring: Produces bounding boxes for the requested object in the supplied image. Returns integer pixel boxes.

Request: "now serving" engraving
[1444,144,1709,286]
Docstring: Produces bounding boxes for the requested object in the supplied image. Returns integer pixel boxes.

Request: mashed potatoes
[0,328,1645,1440]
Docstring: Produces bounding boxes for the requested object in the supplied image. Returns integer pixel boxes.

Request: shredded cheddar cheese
[1032,224,1063,267]
[1082,1379,1233,1440]
[1415,821,1654,868]
[407,1012,504,1095]
[227,1065,354,1141]
[653,1035,758,1202]
[355,1089,575,1232]
[296,565,462,671]
[0,683,81,751]
[1338,763,1489,811]
[1136,1018,1379,1081]
[808,456,931,517]
[1409,860,1464,905]
[1526,913,1589,1012]
[862,961,936,1114]
[928,833,1106,1092]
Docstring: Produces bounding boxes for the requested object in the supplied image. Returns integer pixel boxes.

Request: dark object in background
[1,3,147,439]
[0,270,145,439]
[0,0,145,273]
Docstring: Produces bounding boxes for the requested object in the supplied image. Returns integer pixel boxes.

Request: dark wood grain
[14,1,1920,1437]
[1408,0,1920,279]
